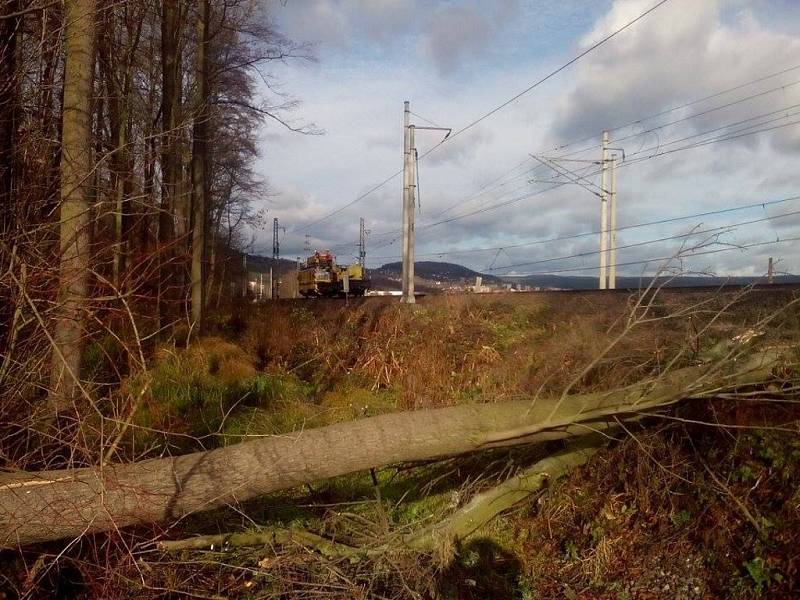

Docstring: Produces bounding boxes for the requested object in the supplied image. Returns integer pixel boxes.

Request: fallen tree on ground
[0,352,780,547]
[158,437,606,555]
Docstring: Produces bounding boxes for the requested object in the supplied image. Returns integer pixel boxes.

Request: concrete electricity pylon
[598,130,621,290]
[530,145,617,290]
[401,101,451,304]
[272,217,285,299]
[599,130,609,289]
[401,101,416,303]
[608,151,618,289]
[358,217,370,268]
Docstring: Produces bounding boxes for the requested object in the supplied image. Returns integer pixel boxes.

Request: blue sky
[250,0,800,278]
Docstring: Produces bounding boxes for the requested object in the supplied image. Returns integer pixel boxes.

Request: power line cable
[624,113,800,165]
[502,235,800,276]
[609,79,800,145]
[545,84,800,160]
[294,0,671,233]
[546,62,800,154]
[420,109,800,233]
[417,0,672,162]
[301,61,800,239]
[369,194,800,261]
[486,207,800,271]
[368,113,800,255]
[433,71,800,225]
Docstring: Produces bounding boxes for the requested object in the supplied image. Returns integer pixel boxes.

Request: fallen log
[159,437,606,557]
[405,437,604,551]
[157,527,355,558]
[0,353,777,547]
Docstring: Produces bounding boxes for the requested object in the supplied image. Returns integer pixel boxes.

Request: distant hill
[376,259,800,291]
[377,261,503,284]
[245,254,298,275]
[248,255,800,293]
[505,273,800,290]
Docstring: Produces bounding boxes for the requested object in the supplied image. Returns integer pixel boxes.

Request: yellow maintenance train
[297,250,370,297]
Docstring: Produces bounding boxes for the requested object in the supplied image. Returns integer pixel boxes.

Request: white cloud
[256,0,800,277]
[418,4,491,75]
[553,0,800,148]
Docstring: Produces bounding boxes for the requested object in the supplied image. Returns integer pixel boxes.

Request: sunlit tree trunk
[1,355,776,546]
[190,0,209,331]
[49,0,96,413]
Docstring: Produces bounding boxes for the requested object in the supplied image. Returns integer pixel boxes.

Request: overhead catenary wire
[431,156,536,219]
[540,85,800,160]
[421,69,800,225]
[340,110,800,261]
[610,79,800,145]
[300,62,800,258]
[293,0,671,233]
[427,111,800,233]
[500,235,800,277]
[546,62,800,154]
[365,106,800,253]
[297,57,800,242]
[368,194,800,262]
[417,0,672,160]
[623,112,800,165]
[485,207,800,271]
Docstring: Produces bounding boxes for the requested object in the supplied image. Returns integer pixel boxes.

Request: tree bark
[99,0,140,291]
[49,0,95,413]
[1,354,776,547]
[190,0,209,331]
[0,0,19,234]
[159,438,605,556]
[157,0,181,327]
[406,438,603,551]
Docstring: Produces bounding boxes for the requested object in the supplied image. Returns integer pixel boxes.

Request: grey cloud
[419,4,492,75]
[552,0,800,153]
[277,0,351,49]
[421,126,493,167]
[274,0,419,50]
[259,0,800,279]
[344,0,417,42]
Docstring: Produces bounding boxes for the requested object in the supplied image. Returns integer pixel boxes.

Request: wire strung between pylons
[299,60,800,241]
[294,0,672,233]
[366,194,800,262]
[485,207,800,272]
[347,104,800,258]
[498,235,800,277]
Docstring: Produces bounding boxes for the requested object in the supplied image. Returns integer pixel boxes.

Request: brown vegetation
[2,287,798,598]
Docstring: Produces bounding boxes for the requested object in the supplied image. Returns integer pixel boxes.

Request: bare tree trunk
[157,0,181,329]
[0,355,776,547]
[190,0,209,331]
[98,4,124,288]
[49,0,95,413]
[0,0,19,234]
[100,0,141,291]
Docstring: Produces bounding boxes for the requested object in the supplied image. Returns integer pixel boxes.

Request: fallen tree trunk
[159,437,606,557]
[158,526,354,558]
[0,353,777,547]
[405,437,604,551]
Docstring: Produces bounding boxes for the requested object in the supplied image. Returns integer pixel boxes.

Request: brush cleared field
[2,287,799,599]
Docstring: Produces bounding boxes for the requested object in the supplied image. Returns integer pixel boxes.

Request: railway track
[266,282,800,306]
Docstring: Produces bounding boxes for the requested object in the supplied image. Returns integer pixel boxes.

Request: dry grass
[2,287,799,599]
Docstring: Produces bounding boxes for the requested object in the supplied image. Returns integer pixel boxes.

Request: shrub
[122,337,289,450]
